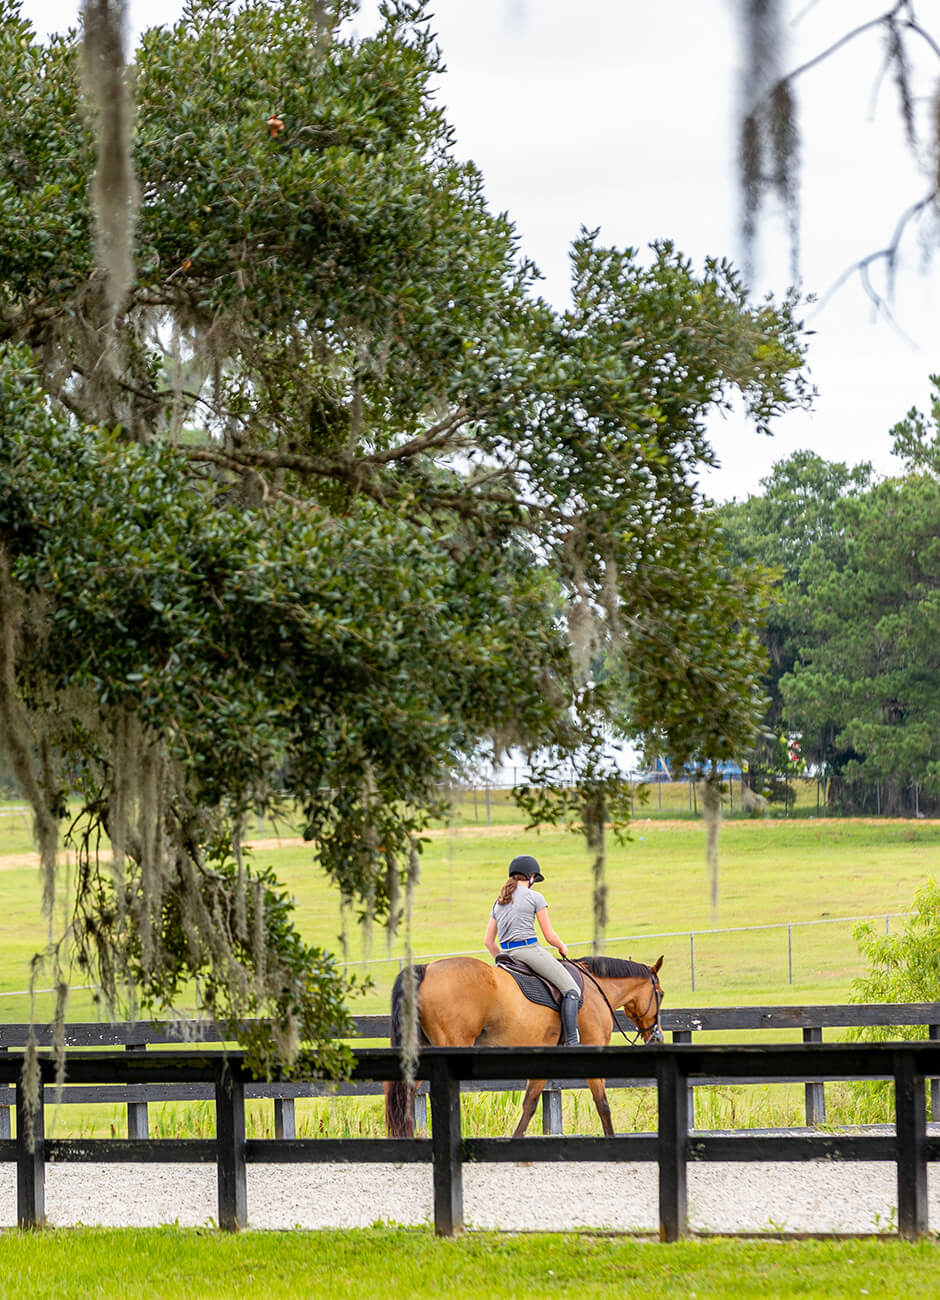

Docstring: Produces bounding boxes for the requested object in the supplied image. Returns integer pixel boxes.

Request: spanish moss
[737,0,800,280]
[702,773,723,919]
[584,789,608,951]
[80,0,139,317]
[399,840,421,1086]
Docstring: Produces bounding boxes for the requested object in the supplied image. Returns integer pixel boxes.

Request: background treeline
[718,381,940,817]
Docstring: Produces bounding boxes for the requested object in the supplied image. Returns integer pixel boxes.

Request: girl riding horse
[483,854,581,1045]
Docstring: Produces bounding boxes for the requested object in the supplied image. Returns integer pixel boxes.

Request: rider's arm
[484,916,500,958]
[535,907,568,959]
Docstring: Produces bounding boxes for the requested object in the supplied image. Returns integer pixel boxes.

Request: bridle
[632,970,665,1046]
[572,960,664,1046]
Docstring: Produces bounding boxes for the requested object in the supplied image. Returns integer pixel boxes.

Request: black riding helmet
[509,854,544,883]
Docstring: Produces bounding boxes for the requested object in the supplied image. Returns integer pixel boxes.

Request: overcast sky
[19,0,940,501]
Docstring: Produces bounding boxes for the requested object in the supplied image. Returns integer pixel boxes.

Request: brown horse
[384,953,664,1138]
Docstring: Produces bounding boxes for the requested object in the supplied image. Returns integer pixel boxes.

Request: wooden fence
[2,1041,940,1240]
[3,1002,940,1140]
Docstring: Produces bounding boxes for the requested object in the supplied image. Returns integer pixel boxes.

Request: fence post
[274,1097,296,1139]
[0,1045,9,1140]
[215,1063,247,1231]
[16,1072,44,1228]
[671,1031,695,1130]
[484,787,491,827]
[689,933,695,993]
[413,1082,429,1132]
[541,1084,563,1135]
[930,1026,940,1120]
[787,924,793,985]
[429,1056,463,1236]
[656,1052,688,1242]
[894,1049,927,1240]
[125,1043,149,1139]
[802,1027,825,1124]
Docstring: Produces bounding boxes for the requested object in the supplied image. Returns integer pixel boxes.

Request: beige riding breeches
[502,944,579,995]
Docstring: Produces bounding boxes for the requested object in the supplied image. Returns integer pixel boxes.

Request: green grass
[35,1071,910,1142]
[0,1226,938,1298]
[1,810,938,1019]
[2,806,939,1136]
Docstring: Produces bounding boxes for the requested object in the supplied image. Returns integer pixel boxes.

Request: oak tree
[0,0,809,1068]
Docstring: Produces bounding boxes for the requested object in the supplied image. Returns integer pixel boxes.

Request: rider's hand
[557,943,568,959]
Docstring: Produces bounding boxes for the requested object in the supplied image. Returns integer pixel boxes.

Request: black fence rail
[2,1042,940,1240]
[3,1002,940,1140]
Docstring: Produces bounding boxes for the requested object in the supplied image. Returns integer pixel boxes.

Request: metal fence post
[689,933,695,993]
[0,1045,9,1140]
[274,1097,296,1139]
[413,1082,429,1132]
[125,1042,149,1139]
[787,924,793,985]
[802,1027,825,1124]
[429,1056,463,1236]
[657,1052,688,1242]
[16,1072,44,1228]
[894,1049,927,1240]
[215,1063,247,1231]
[541,1084,563,1135]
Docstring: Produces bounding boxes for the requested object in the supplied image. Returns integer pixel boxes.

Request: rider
[483,854,581,1045]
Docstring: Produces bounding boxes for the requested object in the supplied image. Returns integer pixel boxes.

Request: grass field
[2,808,935,1019]
[0,1226,938,1298]
[1,807,938,1138]
[2,812,940,1287]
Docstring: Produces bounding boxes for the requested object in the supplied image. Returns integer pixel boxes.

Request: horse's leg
[586,1077,615,1136]
[511,1078,547,1138]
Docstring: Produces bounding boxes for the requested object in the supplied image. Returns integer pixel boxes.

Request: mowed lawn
[1,813,938,1018]
[1,1228,940,1298]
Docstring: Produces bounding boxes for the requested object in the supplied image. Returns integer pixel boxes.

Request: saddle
[494,954,585,1013]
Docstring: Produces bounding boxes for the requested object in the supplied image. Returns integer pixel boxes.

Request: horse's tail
[384,963,429,1138]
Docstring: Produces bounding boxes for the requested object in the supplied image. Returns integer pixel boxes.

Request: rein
[570,958,630,1042]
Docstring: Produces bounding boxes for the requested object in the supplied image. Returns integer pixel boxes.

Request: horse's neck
[597,972,644,1011]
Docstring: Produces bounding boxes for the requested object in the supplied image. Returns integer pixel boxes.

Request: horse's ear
[651,954,663,973]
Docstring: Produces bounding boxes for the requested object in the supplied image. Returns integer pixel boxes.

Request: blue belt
[502,938,537,949]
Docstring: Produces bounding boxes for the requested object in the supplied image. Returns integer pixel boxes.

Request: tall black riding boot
[560,989,580,1045]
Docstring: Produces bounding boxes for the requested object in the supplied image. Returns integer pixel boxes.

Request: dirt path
[1,1156,937,1232]
[1,815,937,873]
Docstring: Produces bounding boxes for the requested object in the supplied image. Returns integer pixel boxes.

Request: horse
[384,953,664,1138]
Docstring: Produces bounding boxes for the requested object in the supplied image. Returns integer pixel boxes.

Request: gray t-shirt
[491,886,548,947]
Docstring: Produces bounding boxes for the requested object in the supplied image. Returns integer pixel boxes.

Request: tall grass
[32,1076,912,1142]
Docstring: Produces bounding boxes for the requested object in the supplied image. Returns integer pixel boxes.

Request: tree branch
[363,408,469,463]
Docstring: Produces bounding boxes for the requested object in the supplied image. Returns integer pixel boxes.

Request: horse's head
[626,954,664,1045]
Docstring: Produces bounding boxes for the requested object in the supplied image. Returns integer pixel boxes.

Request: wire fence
[1,911,910,1015]
[335,910,912,1000]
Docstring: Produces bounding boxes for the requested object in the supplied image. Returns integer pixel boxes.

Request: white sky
[19,0,940,501]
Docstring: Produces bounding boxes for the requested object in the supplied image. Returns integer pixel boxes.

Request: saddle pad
[494,955,584,1012]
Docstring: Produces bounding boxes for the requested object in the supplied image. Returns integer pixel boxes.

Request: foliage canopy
[0,0,809,1069]
[718,389,940,816]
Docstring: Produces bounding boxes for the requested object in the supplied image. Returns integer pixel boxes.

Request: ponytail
[496,874,526,906]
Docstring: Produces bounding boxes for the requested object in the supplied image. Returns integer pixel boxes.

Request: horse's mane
[575,955,652,980]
